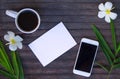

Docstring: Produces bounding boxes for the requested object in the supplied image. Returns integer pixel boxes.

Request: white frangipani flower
[98,2,117,23]
[4,31,23,51]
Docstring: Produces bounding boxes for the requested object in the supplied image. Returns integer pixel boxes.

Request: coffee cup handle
[5,10,18,18]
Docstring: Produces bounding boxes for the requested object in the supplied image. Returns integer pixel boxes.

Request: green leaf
[0,48,5,61]
[0,70,16,79]
[0,41,14,74]
[0,48,6,64]
[11,51,19,78]
[110,20,117,53]
[0,58,8,69]
[117,43,120,54]
[114,57,120,63]
[0,41,10,62]
[16,53,24,79]
[0,48,11,72]
[92,25,114,65]
[113,63,120,69]
[96,62,109,72]
[0,41,24,79]
[100,44,113,65]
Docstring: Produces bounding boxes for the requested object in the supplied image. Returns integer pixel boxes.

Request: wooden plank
[2,2,120,10]
[4,0,120,3]
[0,9,97,16]
[2,14,120,23]
[1,0,103,3]
[21,74,120,79]
[2,2,98,10]
[1,22,120,30]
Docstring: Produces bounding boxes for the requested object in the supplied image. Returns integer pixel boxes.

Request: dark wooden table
[0,0,120,79]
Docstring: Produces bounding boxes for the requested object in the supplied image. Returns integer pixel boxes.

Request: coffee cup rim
[15,8,40,34]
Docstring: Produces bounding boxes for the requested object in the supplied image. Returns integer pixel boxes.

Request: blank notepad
[28,22,77,67]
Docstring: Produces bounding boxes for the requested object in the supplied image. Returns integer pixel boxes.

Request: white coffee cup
[6,8,41,34]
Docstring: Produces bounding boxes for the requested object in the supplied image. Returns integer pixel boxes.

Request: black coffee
[17,10,38,31]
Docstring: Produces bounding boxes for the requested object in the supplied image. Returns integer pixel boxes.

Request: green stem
[107,65,113,79]
[107,56,118,79]
[110,20,117,54]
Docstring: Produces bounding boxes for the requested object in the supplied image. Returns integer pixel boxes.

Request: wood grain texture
[0,0,120,79]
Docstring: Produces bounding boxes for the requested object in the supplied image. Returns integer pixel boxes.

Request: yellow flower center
[106,9,111,14]
[10,39,16,45]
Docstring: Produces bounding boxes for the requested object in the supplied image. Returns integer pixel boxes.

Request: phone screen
[75,42,97,73]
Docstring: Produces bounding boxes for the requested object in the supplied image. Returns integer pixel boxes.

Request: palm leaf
[0,70,16,79]
[0,41,14,74]
[100,44,113,65]
[0,58,8,70]
[0,41,10,63]
[92,25,114,65]
[114,57,120,63]
[110,20,117,53]
[0,48,9,71]
[11,51,19,78]
[0,48,12,72]
[16,52,24,79]
[113,63,120,69]
[117,43,120,54]
[0,48,5,62]
[96,62,109,72]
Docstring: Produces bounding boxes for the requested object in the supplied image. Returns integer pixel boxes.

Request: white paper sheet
[28,22,77,67]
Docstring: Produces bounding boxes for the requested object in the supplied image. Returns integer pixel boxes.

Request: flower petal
[98,11,106,18]
[8,31,15,38]
[16,42,23,49]
[15,35,23,42]
[4,34,10,41]
[98,3,105,11]
[9,44,17,51]
[105,2,113,10]
[109,12,117,20]
[105,15,111,23]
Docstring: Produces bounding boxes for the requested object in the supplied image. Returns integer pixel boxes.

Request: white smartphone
[73,38,99,77]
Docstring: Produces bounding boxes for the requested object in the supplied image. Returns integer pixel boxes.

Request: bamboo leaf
[92,25,114,65]
[11,51,19,78]
[16,52,24,79]
[96,62,109,72]
[110,20,117,53]
[0,70,16,79]
[113,63,120,69]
